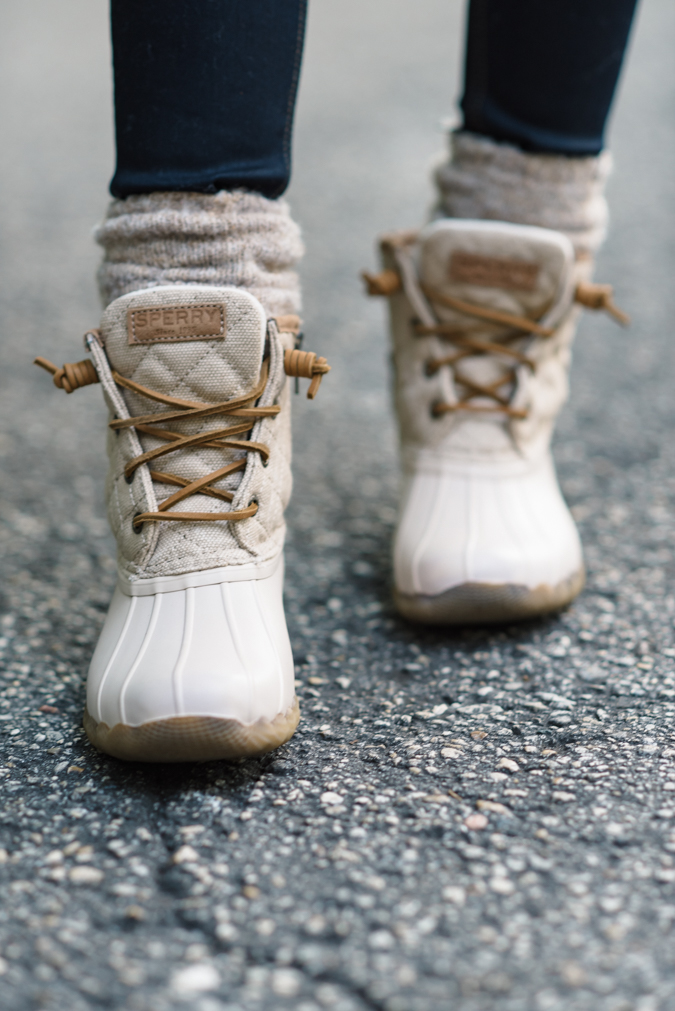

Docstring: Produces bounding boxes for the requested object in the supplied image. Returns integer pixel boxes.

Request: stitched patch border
[449,252,540,292]
[127,303,227,345]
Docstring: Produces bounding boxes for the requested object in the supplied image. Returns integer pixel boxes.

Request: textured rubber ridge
[394,568,585,626]
[83,697,300,763]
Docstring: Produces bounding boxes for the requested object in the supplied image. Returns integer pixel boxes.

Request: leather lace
[417,284,545,420]
[363,255,629,421]
[112,361,278,529]
[35,335,330,530]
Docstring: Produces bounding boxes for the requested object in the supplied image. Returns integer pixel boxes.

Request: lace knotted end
[33,355,99,394]
[574,280,630,325]
[283,349,330,399]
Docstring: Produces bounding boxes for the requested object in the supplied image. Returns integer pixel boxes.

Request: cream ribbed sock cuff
[434,131,612,257]
[95,190,304,315]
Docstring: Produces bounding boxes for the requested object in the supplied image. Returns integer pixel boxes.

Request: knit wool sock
[434,131,612,258]
[95,190,304,315]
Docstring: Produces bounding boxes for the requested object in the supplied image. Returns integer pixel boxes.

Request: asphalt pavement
[2,1,675,1009]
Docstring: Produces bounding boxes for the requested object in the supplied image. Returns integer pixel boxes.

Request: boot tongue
[418,219,574,327]
[100,286,266,417]
[417,220,575,419]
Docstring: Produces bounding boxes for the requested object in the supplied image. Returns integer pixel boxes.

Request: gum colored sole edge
[394,568,585,626]
[83,697,300,763]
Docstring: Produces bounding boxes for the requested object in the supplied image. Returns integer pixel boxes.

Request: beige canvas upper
[385,220,585,469]
[92,285,292,584]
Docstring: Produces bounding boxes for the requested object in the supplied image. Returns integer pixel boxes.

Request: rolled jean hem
[110,166,291,200]
[462,100,605,158]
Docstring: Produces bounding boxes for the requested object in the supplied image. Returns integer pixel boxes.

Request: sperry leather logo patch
[127,303,226,345]
[449,252,540,291]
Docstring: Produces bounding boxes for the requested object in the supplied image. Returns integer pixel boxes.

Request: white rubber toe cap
[86,561,293,730]
[394,452,583,598]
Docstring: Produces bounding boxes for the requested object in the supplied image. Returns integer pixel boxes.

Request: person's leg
[48,2,326,762]
[461,0,639,156]
[438,0,640,258]
[110,0,307,197]
[366,1,640,625]
[99,0,307,315]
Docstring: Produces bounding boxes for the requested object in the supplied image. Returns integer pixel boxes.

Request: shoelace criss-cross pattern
[35,331,329,530]
[417,283,554,420]
[111,360,277,529]
[363,245,629,421]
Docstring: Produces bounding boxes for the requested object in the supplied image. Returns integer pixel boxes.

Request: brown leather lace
[35,340,330,529]
[417,284,547,420]
[113,362,278,528]
[363,267,629,420]
[33,355,99,394]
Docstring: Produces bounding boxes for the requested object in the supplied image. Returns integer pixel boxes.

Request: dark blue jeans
[109,0,639,200]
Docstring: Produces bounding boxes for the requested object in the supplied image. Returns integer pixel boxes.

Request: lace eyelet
[425,359,436,377]
[124,470,134,485]
[131,512,143,534]
[430,400,444,419]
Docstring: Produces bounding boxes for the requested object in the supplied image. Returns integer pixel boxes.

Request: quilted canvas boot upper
[384,219,581,472]
[89,284,293,586]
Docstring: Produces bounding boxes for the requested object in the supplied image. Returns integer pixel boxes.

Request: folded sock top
[434,131,612,257]
[96,189,304,316]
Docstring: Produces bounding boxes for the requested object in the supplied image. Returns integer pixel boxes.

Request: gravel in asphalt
[2,2,675,1010]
